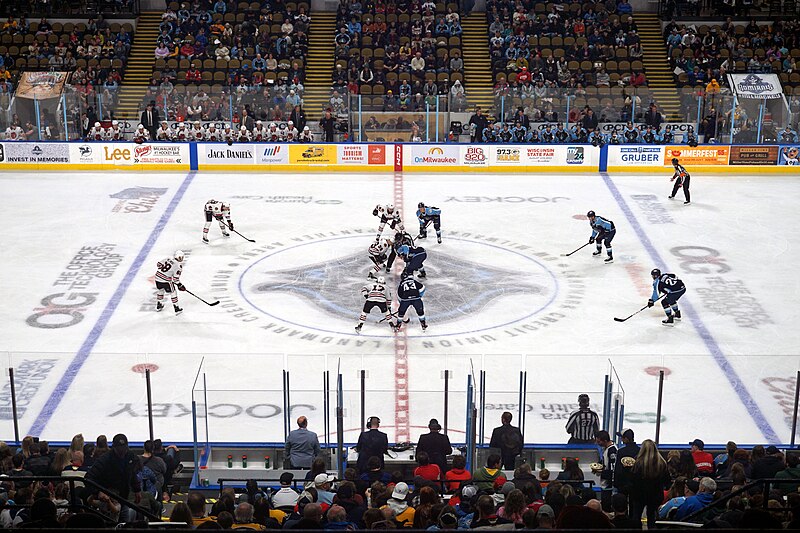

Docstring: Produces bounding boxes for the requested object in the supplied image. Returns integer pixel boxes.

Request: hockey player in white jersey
[104,120,123,141]
[367,238,392,280]
[154,250,186,315]
[355,276,395,333]
[299,126,313,142]
[373,204,404,239]
[133,124,150,143]
[207,125,221,142]
[252,121,267,141]
[155,121,172,140]
[203,199,232,243]
[285,120,299,139]
[237,125,251,143]
[87,122,105,141]
[5,125,24,140]
[192,121,206,141]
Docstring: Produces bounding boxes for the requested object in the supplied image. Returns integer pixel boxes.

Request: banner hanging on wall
[15,72,69,99]
[727,74,784,100]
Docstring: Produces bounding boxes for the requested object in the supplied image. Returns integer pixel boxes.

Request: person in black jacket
[290,105,307,132]
[140,102,160,141]
[319,109,336,142]
[355,416,389,473]
[614,428,640,496]
[751,446,785,480]
[468,107,489,143]
[416,418,452,475]
[85,433,142,520]
[489,411,524,470]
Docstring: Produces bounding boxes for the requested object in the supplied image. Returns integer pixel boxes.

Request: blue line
[28,172,197,436]
[600,173,779,443]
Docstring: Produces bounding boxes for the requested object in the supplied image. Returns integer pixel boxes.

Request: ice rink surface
[1,169,798,447]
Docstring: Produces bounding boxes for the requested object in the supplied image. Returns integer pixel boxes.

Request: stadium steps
[304,12,338,121]
[116,11,162,121]
[636,13,684,122]
[460,12,495,112]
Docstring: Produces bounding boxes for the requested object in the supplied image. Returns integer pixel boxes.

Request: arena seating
[328,0,466,107]
[147,1,309,127]
[664,18,800,89]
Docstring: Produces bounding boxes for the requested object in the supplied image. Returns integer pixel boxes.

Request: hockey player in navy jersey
[395,272,427,331]
[416,202,442,243]
[397,243,428,279]
[587,210,615,263]
[648,269,686,326]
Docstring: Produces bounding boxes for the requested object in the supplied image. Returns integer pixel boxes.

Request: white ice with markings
[0,170,798,447]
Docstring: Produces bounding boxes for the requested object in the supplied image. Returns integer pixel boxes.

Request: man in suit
[489,411,524,470]
[141,101,160,141]
[355,416,388,473]
[416,418,452,475]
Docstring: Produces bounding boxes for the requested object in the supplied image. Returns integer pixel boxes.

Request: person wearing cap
[751,445,785,480]
[272,472,300,511]
[674,477,716,521]
[312,473,336,505]
[285,416,321,469]
[535,504,555,529]
[355,416,388,473]
[416,418,452,475]
[565,394,600,444]
[85,433,142,518]
[382,481,415,527]
[489,412,524,470]
[613,428,639,496]
[689,439,714,476]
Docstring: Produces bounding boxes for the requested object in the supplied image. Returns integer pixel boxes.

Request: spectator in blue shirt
[674,477,716,521]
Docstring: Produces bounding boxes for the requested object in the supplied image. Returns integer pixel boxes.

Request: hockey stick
[613,295,665,322]
[561,242,592,257]
[227,224,256,243]
[184,288,220,306]
[379,311,400,323]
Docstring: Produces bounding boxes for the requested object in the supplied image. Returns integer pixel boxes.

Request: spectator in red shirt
[186,65,201,84]
[690,439,715,476]
[445,455,471,493]
[413,451,441,483]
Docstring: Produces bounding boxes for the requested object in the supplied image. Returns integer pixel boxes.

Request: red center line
[393,171,410,443]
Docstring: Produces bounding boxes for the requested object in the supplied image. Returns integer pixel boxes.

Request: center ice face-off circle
[236,234,560,338]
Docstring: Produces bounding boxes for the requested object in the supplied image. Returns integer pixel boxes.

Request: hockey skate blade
[661,322,674,327]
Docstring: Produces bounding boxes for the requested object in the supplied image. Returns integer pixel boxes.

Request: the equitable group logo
[209,229,586,350]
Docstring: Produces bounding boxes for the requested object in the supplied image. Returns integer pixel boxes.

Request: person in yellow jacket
[382,482,415,527]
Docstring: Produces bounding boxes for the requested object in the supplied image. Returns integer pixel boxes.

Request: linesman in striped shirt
[565,394,600,444]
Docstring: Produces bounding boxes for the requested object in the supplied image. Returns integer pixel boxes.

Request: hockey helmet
[377,276,386,285]
[401,270,413,280]
[418,202,425,209]
[94,121,101,127]
[586,210,596,218]
[672,158,679,165]
[386,204,395,213]
[174,250,185,262]
[651,268,661,279]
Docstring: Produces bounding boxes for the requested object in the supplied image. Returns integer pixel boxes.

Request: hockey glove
[647,299,654,308]
[176,283,186,291]
[589,237,595,244]
[228,222,234,230]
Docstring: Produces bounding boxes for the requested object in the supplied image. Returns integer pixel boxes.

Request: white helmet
[94,121,101,127]
[377,276,385,285]
[112,120,119,126]
[240,126,247,131]
[137,124,144,130]
[174,250,185,262]
[386,204,395,213]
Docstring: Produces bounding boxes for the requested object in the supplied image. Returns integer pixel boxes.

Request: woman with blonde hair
[20,435,34,459]
[70,434,84,454]
[630,439,670,528]
[50,448,72,474]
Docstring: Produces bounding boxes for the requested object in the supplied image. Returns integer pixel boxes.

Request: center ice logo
[249,248,549,325]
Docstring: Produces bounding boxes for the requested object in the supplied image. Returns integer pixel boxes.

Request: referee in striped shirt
[565,394,600,444]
